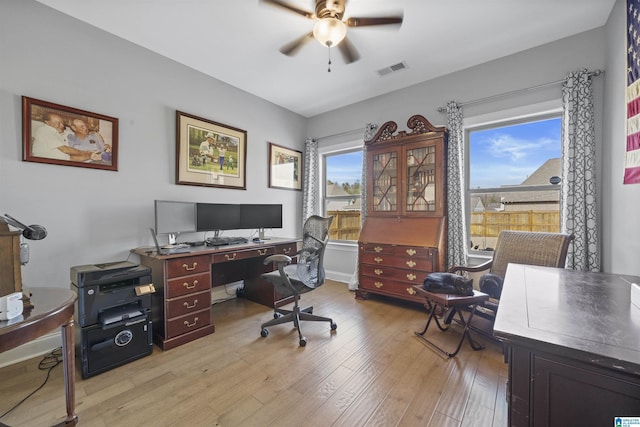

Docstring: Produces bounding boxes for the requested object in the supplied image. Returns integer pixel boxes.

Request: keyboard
[205,236,248,246]
[183,241,206,247]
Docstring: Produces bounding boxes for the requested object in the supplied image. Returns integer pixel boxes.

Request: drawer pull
[406,287,417,295]
[374,246,383,253]
[183,299,198,309]
[225,253,237,261]
[183,280,198,290]
[182,262,198,271]
[406,248,417,256]
[283,248,292,254]
[258,249,268,256]
[184,317,199,328]
[374,257,383,263]
[374,269,383,276]
[406,260,417,268]
[374,281,383,288]
[406,273,417,281]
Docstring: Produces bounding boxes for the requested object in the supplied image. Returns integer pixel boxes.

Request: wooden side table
[413,285,489,358]
[0,287,77,426]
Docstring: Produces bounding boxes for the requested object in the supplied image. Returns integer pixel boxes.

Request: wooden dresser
[356,115,448,304]
[135,238,299,350]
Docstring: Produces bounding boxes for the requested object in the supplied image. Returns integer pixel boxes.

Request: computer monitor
[154,200,197,244]
[196,203,241,237]
[240,204,282,239]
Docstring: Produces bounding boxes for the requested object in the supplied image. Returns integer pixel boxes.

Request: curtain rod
[436,69,603,113]
[314,127,365,142]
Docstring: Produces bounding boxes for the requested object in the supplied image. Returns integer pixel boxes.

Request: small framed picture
[268,142,302,191]
[22,96,118,171]
[176,111,247,189]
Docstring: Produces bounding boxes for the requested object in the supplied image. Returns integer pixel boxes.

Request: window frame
[319,141,363,244]
[464,103,563,257]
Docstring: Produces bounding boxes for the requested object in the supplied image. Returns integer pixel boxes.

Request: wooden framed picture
[268,142,302,191]
[22,96,118,171]
[176,111,247,189]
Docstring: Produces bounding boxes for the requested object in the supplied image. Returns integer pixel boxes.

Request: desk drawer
[360,265,424,285]
[167,272,211,298]
[275,243,297,256]
[212,247,273,263]
[167,255,211,278]
[359,275,421,300]
[166,290,211,318]
[360,253,434,271]
[166,308,211,339]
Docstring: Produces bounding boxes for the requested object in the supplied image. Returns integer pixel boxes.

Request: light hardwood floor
[0,280,508,427]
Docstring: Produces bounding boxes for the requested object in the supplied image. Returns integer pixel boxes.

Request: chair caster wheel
[273,312,279,319]
[260,329,268,337]
[299,337,307,347]
[331,322,337,331]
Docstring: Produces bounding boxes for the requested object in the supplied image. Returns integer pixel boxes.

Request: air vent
[376,61,408,76]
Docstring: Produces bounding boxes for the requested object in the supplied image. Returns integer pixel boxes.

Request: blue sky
[326,151,363,185]
[469,117,561,188]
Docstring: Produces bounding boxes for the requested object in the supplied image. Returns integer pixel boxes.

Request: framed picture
[176,111,247,189]
[268,142,302,191]
[22,96,118,171]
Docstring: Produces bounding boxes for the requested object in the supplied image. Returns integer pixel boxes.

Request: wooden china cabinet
[356,115,448,304]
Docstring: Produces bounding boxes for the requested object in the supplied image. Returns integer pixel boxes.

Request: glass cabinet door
[371,150,398,212]
[406,145,436,212]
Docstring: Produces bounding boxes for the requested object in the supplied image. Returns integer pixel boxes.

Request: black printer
[70,261,154,378]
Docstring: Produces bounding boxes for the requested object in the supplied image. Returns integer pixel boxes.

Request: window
[323,148,363,242]
[466,114,562,253]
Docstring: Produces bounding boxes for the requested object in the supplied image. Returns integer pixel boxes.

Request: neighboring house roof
[326,182,361,211]
[501,158,561,205]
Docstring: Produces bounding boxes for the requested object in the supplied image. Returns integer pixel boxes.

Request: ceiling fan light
[313,18,346,47]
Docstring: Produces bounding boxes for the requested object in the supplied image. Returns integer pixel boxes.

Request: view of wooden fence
[326,209,560,243]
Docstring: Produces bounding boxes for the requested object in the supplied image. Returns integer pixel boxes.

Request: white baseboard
[0,331,61,368]
[325,270,350,284]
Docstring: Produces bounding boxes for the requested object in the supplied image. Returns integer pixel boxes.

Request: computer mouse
[252,237,261,242]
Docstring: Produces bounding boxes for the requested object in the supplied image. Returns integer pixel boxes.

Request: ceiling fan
[262,0,403,70]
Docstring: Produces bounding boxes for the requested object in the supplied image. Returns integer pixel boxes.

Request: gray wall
[1,1,307,288]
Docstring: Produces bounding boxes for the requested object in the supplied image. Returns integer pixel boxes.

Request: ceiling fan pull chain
[327,44,332,72]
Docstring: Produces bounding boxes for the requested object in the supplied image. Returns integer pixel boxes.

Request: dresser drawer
[166,308,211,339]
[359,275,422,300]
[167,255,211,278]
[360,252,434,271]
[212,247,274,264]
[360,265,425,285]
[167,272,211,298]
[166,290,211,319]
[360,243,394,255]
[392,246,436,259]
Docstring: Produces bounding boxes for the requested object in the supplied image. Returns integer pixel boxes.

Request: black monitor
[240,204,282,239]
[196,203,241,237]
[154,200,197,244]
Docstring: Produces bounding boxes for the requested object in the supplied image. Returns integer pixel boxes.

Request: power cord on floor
[0,347,63,420]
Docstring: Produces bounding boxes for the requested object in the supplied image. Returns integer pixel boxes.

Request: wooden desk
[133,238,299,350]
[0,287,77,427]
[494,264,640,426]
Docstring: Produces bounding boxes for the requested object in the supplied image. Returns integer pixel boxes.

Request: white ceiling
[35,0,615,118]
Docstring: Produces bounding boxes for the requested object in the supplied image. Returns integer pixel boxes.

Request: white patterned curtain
[446,102,467,268]
[302,138,319,223]
[348,123,376,291]
[561,69,600,271]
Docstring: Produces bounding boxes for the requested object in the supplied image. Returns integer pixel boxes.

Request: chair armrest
[447,259,493,274]
[263,254,292,266]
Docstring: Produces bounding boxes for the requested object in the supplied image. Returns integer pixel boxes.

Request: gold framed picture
[268,142,302,191]
[176,111,247,189]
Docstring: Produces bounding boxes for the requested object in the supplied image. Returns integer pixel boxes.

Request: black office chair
[259,215,337,346]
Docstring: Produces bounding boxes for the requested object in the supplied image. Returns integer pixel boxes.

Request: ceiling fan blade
[346,16,403,27]
[338,36,360,64]
[280,32,315,56]
[261,0,314,19]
